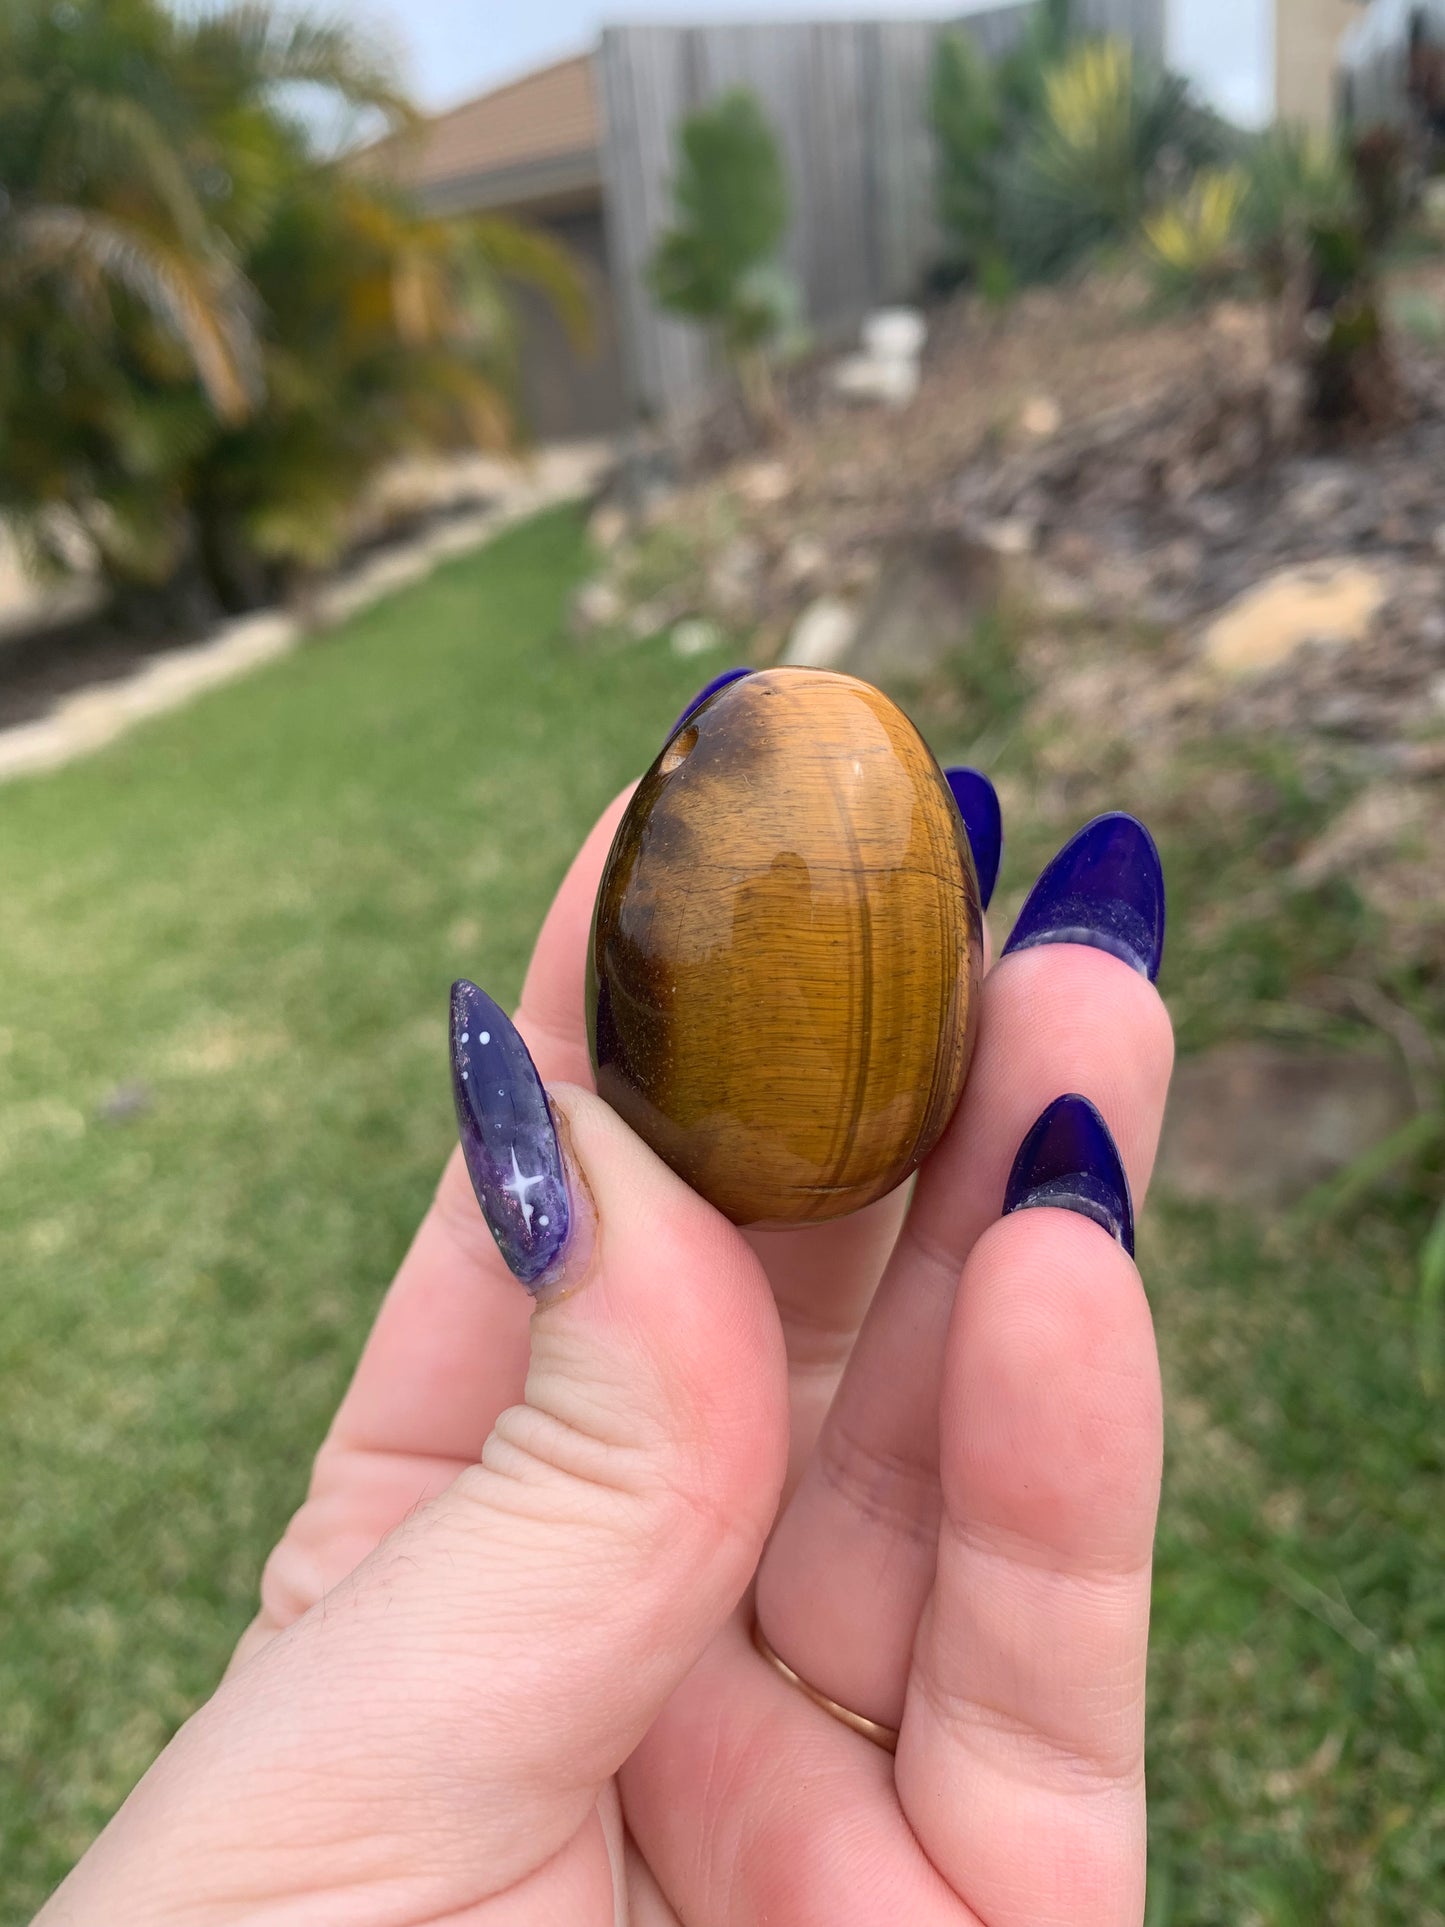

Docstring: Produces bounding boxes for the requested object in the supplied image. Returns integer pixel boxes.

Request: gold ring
[751,1618,899,1754]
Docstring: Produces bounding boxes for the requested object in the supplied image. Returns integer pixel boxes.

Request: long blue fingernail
[1004,1094,1135,1256]
[945,767,1003,909]
[450,981,570,1289]
[674,667,753,733]
[1002,813,1165,982]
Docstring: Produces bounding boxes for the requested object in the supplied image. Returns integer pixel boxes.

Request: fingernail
[945,767,1003,909]
[1002,812,1165,982]
[674,666,753,733]
[450,981,570,1289]
[1004,1094,1135,1257]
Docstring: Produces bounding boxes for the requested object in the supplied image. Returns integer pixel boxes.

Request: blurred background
[2,0,1443,1918]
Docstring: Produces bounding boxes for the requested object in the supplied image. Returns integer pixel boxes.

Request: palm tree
[0,0,588,615]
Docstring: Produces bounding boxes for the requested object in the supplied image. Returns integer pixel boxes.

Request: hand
[40,777,1173,1927]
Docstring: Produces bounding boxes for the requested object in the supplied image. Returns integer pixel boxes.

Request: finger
[623,1615,960,1927]
[757,817,1172,1727]
[47,1075,789,1922]
[328,785,637,1466]
[232,792,638,1661]
[898,1203,1161,1927]
[742,761,1000,1492]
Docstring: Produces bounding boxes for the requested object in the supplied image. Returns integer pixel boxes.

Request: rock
[706,536,764,623]
[1052,530,1097,574]
[783,597,859,669]
[732,459,794,507]
[1292,784,1429,888]
[587,501,629,552]
[830,353,921,409]
[1019,395,1063,439]
[861,308,927,362]
[1201,560,1390,679]
[1210,300,1256,339]
[974,517,1036,558]
[1158,537,1206,586]
[1156,1044,1417,1210]
[1314,691,1375,736]
[571,578,623,634]
[670,617,723,659]
[1396,735,1445,777]
[779,535,829,591]
[1031,565,1098,619]
[848,534,1003,682]
[1283,462,1358,527]
[1186,493,1243,541]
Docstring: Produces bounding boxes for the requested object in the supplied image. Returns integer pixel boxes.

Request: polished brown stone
[588,668,982,1226]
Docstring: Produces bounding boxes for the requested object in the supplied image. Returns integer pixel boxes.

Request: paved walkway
[0,444,611,785]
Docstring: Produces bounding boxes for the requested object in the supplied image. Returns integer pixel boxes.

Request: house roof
[362,54,603,216]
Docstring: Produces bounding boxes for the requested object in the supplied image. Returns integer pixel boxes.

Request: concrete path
[0,444,611,786]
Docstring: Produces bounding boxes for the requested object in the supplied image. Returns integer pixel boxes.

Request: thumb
[43,986,788,1924]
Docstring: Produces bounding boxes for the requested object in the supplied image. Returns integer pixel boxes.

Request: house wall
[510,203,630,442]
[1276,0,1360,129]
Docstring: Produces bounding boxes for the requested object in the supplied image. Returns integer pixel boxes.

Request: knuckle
[815,1407,941,1549]
[454,1397,756,1571]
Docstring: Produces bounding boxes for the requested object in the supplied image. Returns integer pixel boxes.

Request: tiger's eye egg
[586,667,984,1227]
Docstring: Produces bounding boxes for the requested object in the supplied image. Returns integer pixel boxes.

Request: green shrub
[930,29,1007,285]
[1143,166,1249,301]
[648,88,803,426]
[931,17,1224,290]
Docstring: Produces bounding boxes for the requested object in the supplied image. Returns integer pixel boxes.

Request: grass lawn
[3,504,1442,1921]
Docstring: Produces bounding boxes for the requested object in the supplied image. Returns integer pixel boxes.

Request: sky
[346,0,1273,125]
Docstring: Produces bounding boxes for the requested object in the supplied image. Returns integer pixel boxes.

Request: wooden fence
[596,4,1166,421]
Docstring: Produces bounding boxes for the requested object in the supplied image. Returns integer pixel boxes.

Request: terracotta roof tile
[368,54,600,193]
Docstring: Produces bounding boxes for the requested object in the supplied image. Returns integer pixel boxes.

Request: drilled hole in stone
[660,725,699,775]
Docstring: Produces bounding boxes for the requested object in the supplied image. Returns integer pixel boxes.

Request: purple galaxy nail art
[1002,812,1165,982]
[1003,1093,1135,1256]
[450,981,570,1289]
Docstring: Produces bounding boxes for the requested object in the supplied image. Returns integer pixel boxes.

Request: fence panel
[598,2,1164,419]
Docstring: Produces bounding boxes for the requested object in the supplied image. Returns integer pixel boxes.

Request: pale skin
[39,787,1174,1927]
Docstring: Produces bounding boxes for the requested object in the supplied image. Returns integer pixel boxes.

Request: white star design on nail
[502,1146,548,1232]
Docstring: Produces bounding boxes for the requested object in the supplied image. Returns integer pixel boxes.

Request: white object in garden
[861,309,927,363]
[828,306,927,410]
[670,617,723,658]
[783,596,858,669]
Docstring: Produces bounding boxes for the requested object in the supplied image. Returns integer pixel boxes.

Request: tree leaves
[0,0,584,610]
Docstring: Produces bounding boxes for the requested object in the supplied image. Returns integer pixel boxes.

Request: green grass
[922,623,1445,1926]
[0,507,716,1913]
[3,512,1443,1922]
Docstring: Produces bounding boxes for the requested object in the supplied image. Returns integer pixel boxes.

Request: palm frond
[9,207,261,422]
[466,217,594,351]
[44,88,210,249]
[183,4,416,130]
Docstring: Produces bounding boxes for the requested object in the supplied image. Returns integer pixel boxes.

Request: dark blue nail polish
[945,767,1003,909]
[450,981,569,1289]
[674,667,753,733]
[1002,813,1165,982]
[1003,1094,1135,1256]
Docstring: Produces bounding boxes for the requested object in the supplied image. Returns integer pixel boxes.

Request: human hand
[40,743,1173,1927]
